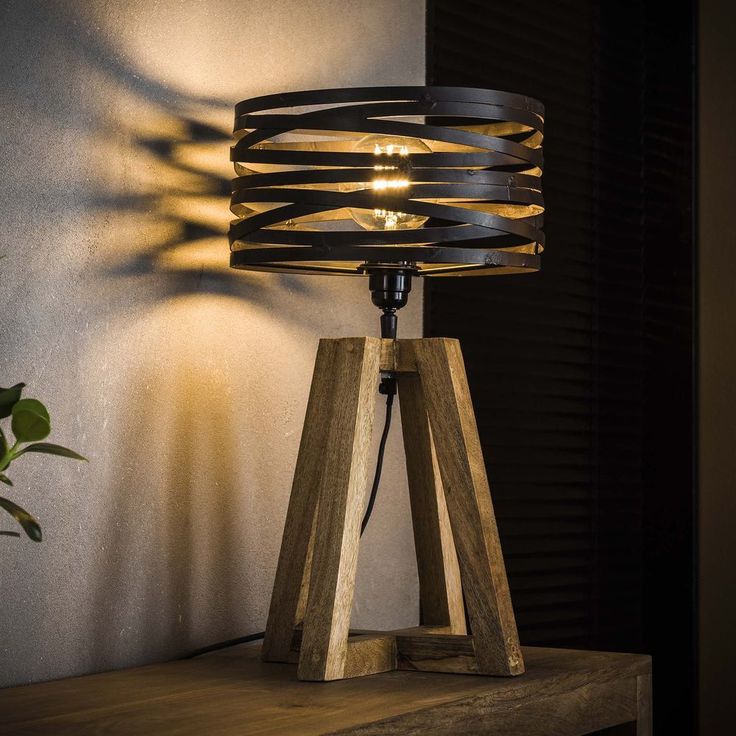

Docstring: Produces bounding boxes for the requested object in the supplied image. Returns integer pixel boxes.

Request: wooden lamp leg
[262,339,339,663]
[264,336,523,681]
[296,337,384,681]
[398,371,466,634]
[412,338,523,676]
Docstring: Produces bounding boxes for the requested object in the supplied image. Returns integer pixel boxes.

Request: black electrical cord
[361,374,395,535]
[183,377,395,660]
[182,631,267,659]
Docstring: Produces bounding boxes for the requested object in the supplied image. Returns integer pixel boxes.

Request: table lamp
[229,86,544,681]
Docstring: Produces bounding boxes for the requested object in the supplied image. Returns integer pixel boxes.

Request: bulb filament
[372,144,410,226]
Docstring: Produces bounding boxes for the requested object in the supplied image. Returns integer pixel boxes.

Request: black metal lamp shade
[229,86,544,277]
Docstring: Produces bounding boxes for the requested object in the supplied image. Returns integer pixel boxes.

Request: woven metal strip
[229,86,544,276]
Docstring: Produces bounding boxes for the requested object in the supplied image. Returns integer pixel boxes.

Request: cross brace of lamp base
[262,337,524,682]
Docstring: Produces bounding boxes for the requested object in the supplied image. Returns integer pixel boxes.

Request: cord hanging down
[361,372,395,535]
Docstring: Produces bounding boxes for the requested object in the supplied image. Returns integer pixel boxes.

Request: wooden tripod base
[263,337,523,681]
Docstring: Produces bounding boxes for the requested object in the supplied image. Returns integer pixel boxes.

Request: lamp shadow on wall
[16,2,315,311]
[99,114,312,309]
[5,6,318,666]
[77,73,315,663]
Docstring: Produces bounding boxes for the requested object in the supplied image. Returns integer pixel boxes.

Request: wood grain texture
[637,674,653,736]
[328,677,638,736]
[398,372,465,633]
[297,338,382,681]
[379,338,417,373]
[267,336,519,680]
[262,339,338,663]
[291,632,398,677]
[0,645,651,736]
[343,635,397,679]
[396,633,478,674]
[412,338,523,676]
[295,509,318,626]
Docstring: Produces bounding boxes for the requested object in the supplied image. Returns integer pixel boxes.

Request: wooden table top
[0,645,651,735]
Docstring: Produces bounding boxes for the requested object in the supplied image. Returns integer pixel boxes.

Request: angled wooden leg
[294,511,317,628]
[297,337,382,681]
[266,336,522,682]
[262,339,339,663]
[412,338,524,676]
[398,372,466,634]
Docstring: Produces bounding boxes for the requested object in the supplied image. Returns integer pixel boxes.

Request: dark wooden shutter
[426,1,694,732]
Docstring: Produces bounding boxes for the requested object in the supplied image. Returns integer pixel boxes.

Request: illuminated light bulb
[348,134,431,231]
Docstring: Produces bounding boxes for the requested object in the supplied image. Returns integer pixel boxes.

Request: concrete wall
[698,0,736,732]
[0,0,425,686]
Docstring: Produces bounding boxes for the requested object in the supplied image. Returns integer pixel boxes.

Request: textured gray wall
[0,0,425,686]
[698,0,736,732]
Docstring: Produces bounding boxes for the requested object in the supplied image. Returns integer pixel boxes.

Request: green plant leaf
[0,474,12,486]
[0,496,42,542]
[14,443,87,462]
[0,383,25,419]
[11,399,50,442]
[0,427,7,457]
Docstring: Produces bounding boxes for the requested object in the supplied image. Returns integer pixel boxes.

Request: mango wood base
[263,337,523,682]
[284,626,516,678]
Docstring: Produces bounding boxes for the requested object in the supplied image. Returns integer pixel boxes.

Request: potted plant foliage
[0,383,86,541]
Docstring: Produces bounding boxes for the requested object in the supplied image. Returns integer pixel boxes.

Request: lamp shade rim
[233,85,545,118]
